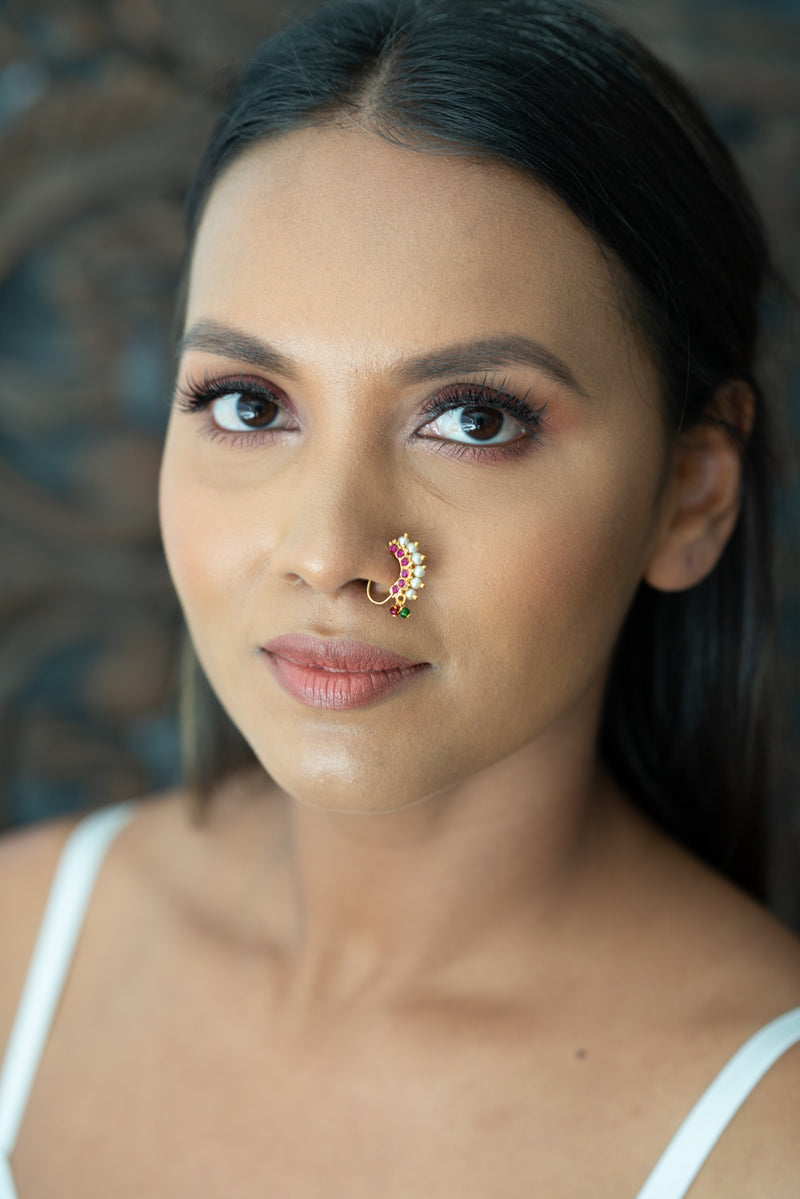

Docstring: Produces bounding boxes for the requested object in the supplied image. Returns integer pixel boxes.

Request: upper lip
[262,633,427,672]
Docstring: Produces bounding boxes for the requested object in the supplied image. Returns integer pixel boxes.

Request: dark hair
[173,0,777,896]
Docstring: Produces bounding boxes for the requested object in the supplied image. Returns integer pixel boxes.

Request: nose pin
[366,534,427,618]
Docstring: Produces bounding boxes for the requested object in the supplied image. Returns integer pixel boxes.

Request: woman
[1,0,798,1194]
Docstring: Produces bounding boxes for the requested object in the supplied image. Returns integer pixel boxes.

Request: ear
[644,381,755,593]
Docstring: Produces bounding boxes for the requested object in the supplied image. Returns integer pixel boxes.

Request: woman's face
[160,125,672,813]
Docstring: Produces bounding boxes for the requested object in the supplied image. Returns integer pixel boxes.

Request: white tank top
[0,801,799,1198]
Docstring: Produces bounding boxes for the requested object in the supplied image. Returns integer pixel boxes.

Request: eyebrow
[178,318,588,397]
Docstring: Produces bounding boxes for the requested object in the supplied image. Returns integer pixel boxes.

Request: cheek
[158,428,250,633]
[451,436,663,729]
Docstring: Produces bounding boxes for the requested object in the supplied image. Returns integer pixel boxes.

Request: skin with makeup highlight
[3,124,800,1198]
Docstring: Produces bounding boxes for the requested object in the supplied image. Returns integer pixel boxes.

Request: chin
[249,742,460,817]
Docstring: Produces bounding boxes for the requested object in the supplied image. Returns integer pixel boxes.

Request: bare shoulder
[689,1034,800,1198]
[0,809,85,1056]
[0,769,287,1069]
[0,766,287,1043]
[621,814,800,1195]
[0,785,192,1054]
[692,874,800,1195]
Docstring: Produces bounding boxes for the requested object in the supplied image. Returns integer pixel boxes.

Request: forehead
[186,125,644,393]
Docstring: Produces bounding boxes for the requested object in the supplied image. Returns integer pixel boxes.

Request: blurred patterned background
[0,0,799,923]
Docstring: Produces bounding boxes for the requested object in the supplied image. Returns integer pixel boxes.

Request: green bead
[399,607,411,618]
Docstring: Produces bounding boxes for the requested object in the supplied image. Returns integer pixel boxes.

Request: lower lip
[263,653,429,711]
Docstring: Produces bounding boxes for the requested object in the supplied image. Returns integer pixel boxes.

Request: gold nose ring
[366,534,427,618]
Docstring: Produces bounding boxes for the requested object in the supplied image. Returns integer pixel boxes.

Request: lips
[261,633,429,710]
[262,633,424,673]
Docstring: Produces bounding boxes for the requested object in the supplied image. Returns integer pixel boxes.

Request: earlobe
[644,381,754,593]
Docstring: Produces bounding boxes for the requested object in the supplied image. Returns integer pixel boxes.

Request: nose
[267,441,407,602]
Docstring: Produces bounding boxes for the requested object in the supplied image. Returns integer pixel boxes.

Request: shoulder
[0,788,190,1058]
[0,769,287,1051]
[690,889,800,1196]
[0,810,83,1057]
[620,811,800,1195]
[687,1029,800,1198]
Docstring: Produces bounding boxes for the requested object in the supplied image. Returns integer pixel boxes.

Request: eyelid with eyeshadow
[172,368,550,461]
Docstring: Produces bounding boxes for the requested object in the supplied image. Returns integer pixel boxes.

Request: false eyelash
[174,368,287,416]
[418,377,548,442]
[173,369,549,460]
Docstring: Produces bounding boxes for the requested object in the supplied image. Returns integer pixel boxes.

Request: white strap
[0,1155,17,1199]
[636,1005,800,1199]
[0,802,137,1156]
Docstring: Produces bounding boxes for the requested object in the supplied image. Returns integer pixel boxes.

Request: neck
[266,719,626,1020]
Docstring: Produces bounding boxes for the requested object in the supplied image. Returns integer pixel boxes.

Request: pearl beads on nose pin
[366,534,427,618]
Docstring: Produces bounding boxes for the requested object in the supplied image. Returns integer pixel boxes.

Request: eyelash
[173,369,549,462]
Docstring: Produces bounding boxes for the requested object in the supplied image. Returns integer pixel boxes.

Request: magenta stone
[391,584,399,594]
[401,570,409,578]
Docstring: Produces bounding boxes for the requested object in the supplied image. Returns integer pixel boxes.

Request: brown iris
[235,395,279,428]
[459,405,504,441]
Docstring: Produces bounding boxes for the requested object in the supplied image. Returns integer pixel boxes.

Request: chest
[9,983,698,1199]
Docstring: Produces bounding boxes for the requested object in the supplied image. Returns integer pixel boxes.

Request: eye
[209,390,293,432]
[421,403,527,445]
